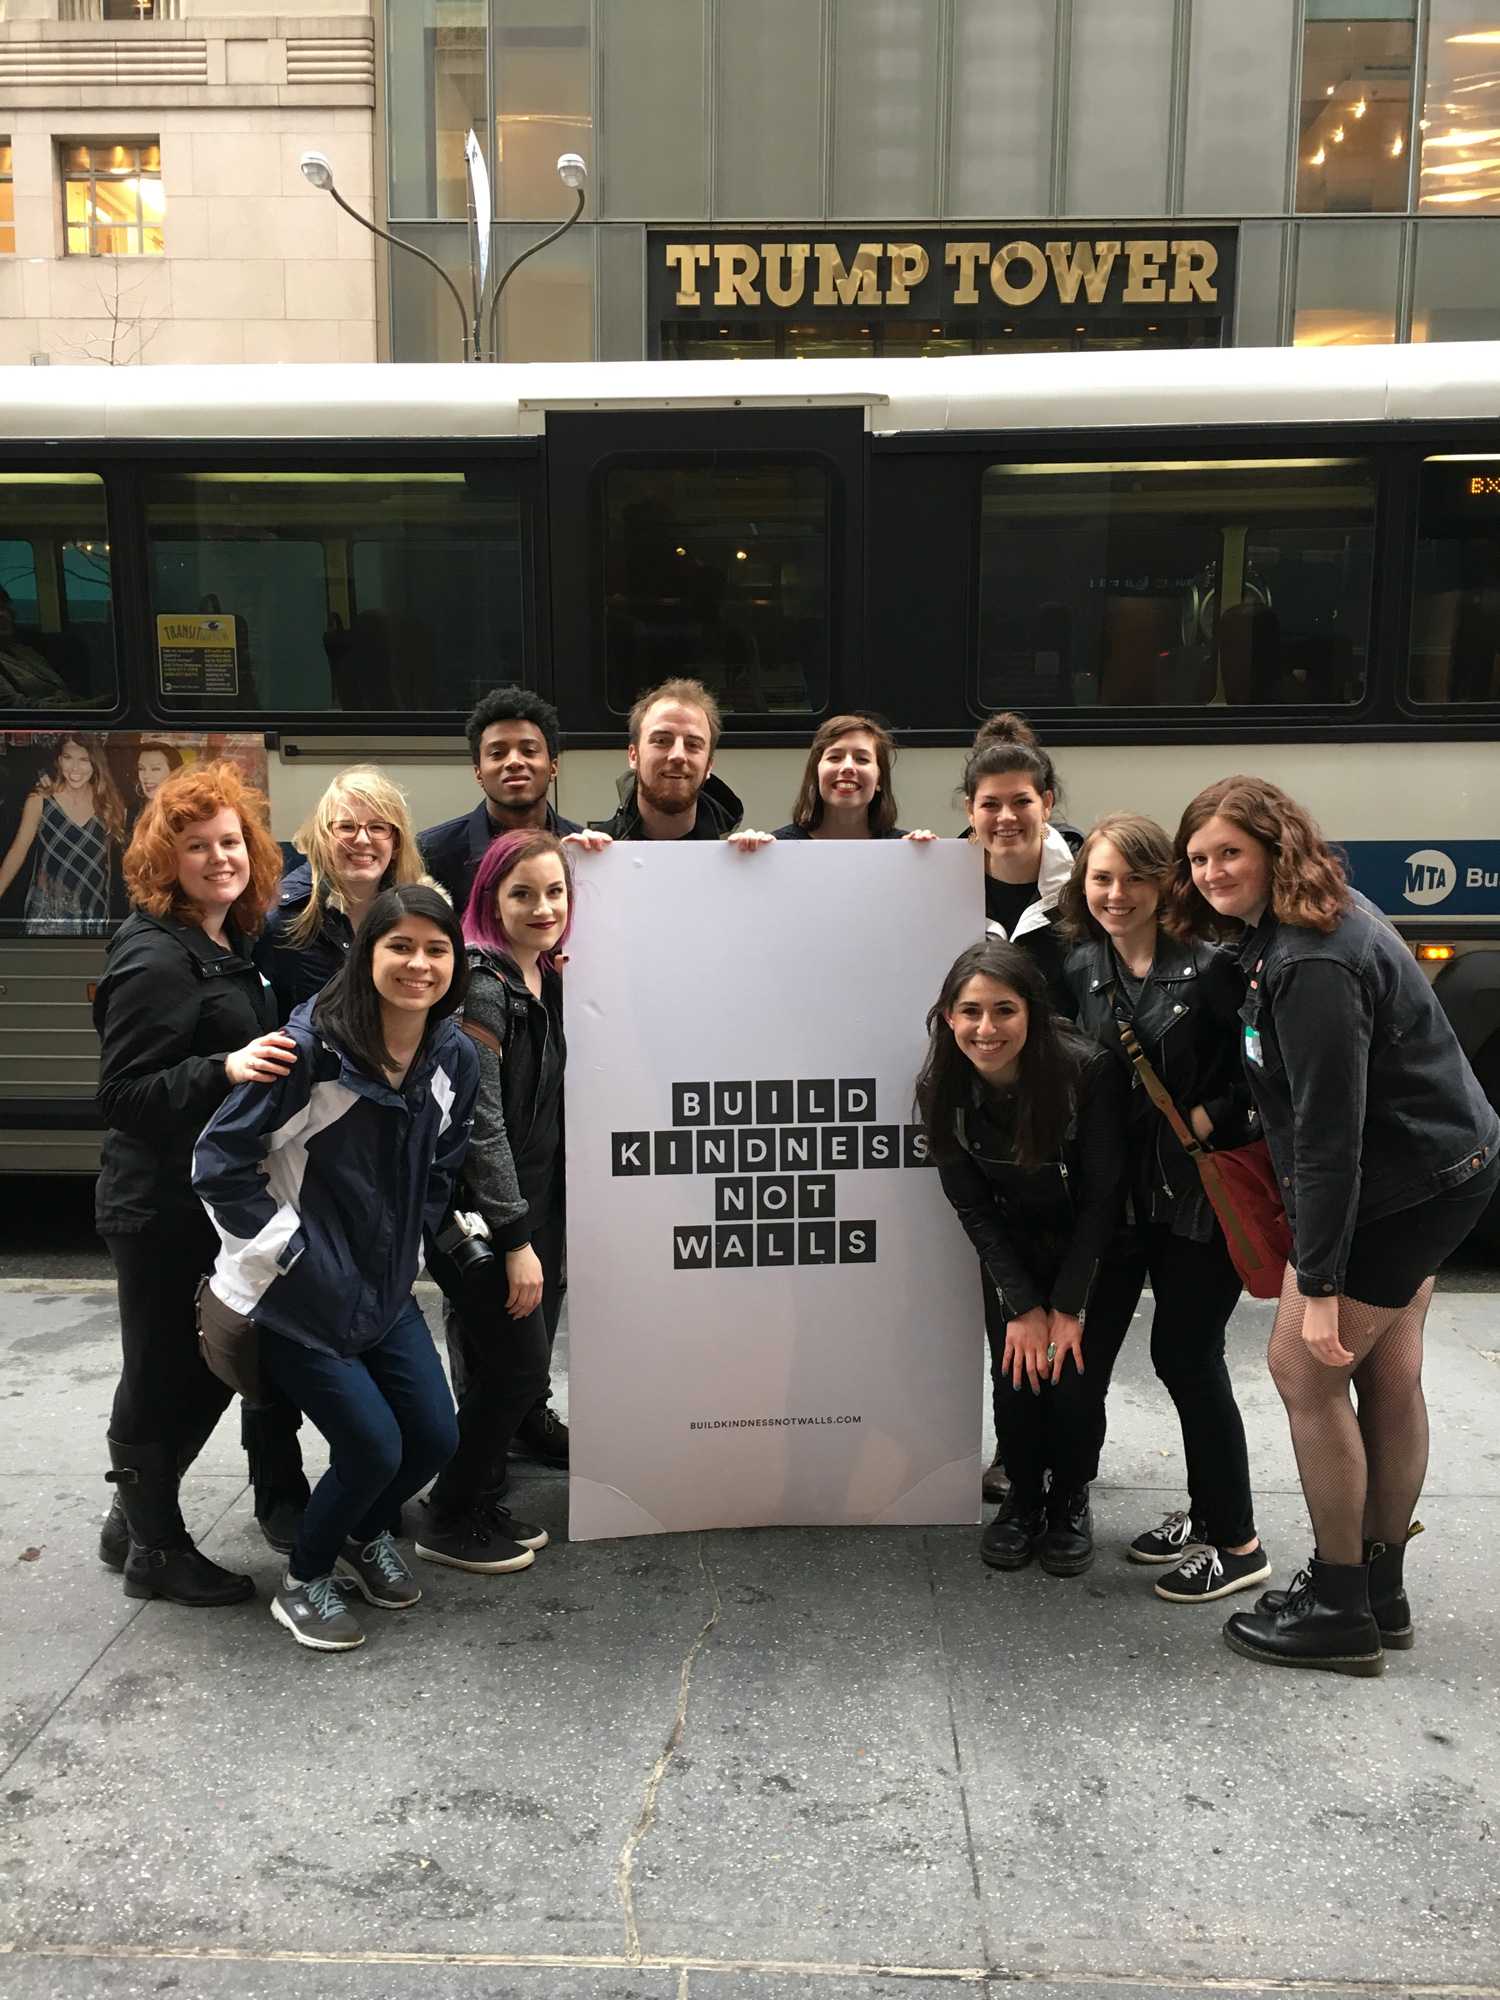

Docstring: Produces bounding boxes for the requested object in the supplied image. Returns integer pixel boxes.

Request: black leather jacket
[1236,890,1499,1297]
[1065,932,1252,1243]
[934,1040,1127,1318]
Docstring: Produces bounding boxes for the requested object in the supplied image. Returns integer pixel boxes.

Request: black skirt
[1340,1157,1498,1308]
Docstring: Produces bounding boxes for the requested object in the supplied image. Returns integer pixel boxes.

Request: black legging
[983,1261,1133,1501]
[105,1214,232,1454]
[431,1209,563,1511]
[1083,1223,1255,1547]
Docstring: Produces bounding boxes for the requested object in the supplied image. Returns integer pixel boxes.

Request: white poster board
[564,840,984,1541]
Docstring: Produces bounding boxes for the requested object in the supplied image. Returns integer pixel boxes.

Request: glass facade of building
[383,0,1500,361]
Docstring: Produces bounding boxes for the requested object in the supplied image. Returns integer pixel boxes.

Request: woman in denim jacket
[1172,776,1498,1678]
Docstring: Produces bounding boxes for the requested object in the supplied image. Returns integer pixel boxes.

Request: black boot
[1224,1555,1383,1677]
[107,1437,255,1607]
[241,1400,310,1555]
[99,1405,228,1573]
[980,1491,1047,1570]
[980,1449,1010,1504]
[1038,1485,1094,1577]
[511,1402,569,1469]
[1251,1522,1421,1649]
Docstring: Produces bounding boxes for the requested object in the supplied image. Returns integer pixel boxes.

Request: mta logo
[1403,849,1455,907]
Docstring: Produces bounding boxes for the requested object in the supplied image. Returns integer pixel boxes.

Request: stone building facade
[0,2,376,366]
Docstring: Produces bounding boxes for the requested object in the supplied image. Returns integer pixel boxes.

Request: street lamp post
[298,147,589,364]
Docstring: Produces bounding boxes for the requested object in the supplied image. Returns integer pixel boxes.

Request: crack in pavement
[615,1533,723,1963]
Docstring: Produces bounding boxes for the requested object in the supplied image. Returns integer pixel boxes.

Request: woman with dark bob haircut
[917,938,1127,1578]
[194,883,477,1652]
[94,761,294,1607]
[773,713,932,841]
[1170,776,1499,1676]
[1060,813,1268,1605]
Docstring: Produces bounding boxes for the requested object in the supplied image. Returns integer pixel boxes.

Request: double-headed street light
[298,146,589,362]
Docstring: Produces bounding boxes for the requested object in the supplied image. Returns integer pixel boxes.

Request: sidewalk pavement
[1,1277,1496,2000]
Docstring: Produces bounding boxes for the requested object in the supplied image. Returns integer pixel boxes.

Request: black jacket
[419,799,582,918]
[1236,890,1500,1297]
[94,910,277,1236]
[252,860,350,1023]
[934,1041,1128,1318]
[770,823,908,840]
[459,947,566,1244]
[1065,932,1252,1242]
[590,770,743,841]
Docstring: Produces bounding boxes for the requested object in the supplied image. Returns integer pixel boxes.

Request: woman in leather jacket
[917,938,1127,1577]
[1062,814,1270,1606]
[413,827,571,1577]
[1173,775,1500,1677]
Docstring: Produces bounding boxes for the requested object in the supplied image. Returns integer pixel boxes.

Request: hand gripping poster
[564,839,984,1540]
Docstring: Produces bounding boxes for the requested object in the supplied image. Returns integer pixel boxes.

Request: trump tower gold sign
[649,227,1236,333]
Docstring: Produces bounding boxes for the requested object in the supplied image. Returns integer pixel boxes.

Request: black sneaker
[1038,1486,1094,1577]
[1154,1543,1271,1604]
[980,1495,1047,1570]
[980,1450,1010,1505]
[511,1405,569,1468]
[414,1505,535,1574]
[271,1573,364,1651]
[1127,1509,1207,1566]
[478,1496,549,1551]
[256,1497,305,1558]
[337,1530,421,1608]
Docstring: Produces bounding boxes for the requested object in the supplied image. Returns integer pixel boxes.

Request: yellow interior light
[1416,944,1457,962]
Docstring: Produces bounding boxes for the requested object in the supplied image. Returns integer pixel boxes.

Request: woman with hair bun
[1172,776,1498,1676]
[963,713,1081,1017]
[93,760,295,1606]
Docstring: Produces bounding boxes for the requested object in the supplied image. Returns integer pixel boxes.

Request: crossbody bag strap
[1107,984,1202,1158]
[460,1017,504,1060]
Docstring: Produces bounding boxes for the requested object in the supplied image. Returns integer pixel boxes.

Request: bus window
[1410,458,1500,704]
[601,462,830,717]
[976,457,1375,713]
[0,474,117,711]
[144,470,528,714]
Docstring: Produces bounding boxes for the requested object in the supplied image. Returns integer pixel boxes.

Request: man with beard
[587,678,747,841]
[420,688,581,915]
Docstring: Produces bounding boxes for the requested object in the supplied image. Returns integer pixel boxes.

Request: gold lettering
[713,242,762,308]
[1045,239,1121,306]
[763,242,810,308]
[813,242,884,306]
[665,243,711,307]
[990,240,1048,308]
[1122,238,1169,304]
[884,241,930,306]
[1169,238,1218,304]
[945,240,989,306]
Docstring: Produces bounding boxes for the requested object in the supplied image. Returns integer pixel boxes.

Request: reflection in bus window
[602,463,830,716]
[145,471,527,713]
[1411,459,1500,704]
[0,475,117,710]
[977,458,1375,712]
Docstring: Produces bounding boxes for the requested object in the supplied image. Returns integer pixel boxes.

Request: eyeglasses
[331,819,395,844]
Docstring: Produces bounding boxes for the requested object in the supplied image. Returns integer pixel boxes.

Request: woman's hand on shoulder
[224,1031,299,1086]
[504,1243,544,1319]
[1001,1306,1051,1395]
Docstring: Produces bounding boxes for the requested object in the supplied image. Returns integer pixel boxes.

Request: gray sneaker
[271,1573,365,1651]
[337,1530,422,1608]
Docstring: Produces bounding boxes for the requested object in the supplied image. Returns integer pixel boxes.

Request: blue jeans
[261,1297,458,1582]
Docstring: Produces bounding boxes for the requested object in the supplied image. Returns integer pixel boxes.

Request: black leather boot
[99,1406,229,1573]
[107,1437,255,1607]
[980,1492,1047,1570]
[980,1449,1010,1504]
[1038,1485,1094,1576]
[1224,1555,1383,1677]
[1251,1522,1421,1649]
[241,1400,310,1555]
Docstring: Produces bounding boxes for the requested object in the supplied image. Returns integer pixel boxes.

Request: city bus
[2,347,1497,1248]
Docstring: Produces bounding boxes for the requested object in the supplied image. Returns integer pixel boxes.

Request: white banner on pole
[563,840,984,1541]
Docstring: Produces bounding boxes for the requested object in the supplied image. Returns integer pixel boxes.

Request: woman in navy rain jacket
[194,883,478,1653]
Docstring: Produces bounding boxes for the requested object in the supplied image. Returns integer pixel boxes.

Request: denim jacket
[1236,890,1499,1297]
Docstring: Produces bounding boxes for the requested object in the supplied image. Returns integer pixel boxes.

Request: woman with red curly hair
[1172,776,1498,1677]
[93,760,296,1608]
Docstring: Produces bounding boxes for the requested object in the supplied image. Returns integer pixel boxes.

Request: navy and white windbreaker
[192,999,478,1358]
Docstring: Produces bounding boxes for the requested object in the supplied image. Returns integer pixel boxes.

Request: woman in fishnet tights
[1170,776,1498,1677]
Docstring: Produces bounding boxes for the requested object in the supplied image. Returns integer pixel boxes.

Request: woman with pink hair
[414,828,573,1578]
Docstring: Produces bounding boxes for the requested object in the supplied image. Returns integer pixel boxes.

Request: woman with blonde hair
[241,765,425,1549]
[0,732,126,935]
[94,760,295,1605]
[255,765,424,1018]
